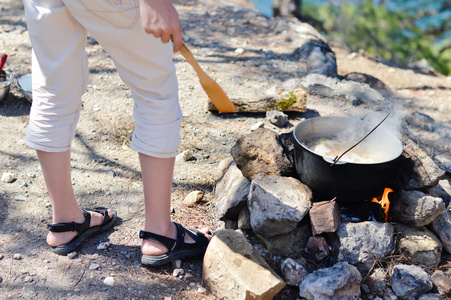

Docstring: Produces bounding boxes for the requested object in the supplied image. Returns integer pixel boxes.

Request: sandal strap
[140,229,179,251]
[47,210,91,233]
[139,222,208,252]
[85,207,111,225]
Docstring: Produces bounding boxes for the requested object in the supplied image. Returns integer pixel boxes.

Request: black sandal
[47,207,117,255]
[140,222,210,266]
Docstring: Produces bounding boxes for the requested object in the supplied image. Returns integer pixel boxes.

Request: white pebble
[103,276,115,287]
[13,254,23,260]
[1,172,15,183]
[172,268,184,277]
[67,252,77,259]
[89,263,100,270]
[97,242,110,250]
[235,48,245,55]
[250,121,265,131]
[14,195,26,201]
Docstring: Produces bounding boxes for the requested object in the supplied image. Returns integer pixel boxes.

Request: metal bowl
[17,74,32,102]
[0,71,15,103]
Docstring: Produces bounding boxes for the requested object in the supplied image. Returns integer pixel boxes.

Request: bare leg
[139,153,211,256]
[37,150,112,246]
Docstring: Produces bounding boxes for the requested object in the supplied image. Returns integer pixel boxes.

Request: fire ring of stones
[204,126,450,299]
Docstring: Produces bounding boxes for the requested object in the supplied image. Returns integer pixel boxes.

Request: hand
[140,0,183,52]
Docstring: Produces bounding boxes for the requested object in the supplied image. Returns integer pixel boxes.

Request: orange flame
[369,188,393,222]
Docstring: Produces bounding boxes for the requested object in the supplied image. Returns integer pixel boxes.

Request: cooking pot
[293,116,403,204]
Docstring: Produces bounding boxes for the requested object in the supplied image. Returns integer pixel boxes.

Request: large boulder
[203,230,285,300]
[214,157,250,220]
[337,221,395,272]
[389,190,445,227]
[231,128,295,181]
[248,173,311,237]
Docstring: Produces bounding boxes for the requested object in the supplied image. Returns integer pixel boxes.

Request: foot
[141,223,213,256]
[46,208,114,247]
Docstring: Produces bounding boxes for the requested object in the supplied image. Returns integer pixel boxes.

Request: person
[23,0,212,266]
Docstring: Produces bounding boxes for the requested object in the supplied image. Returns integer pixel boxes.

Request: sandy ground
[1,0,450,299]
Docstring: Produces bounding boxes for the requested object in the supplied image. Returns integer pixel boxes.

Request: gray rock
[214,158,250,220]
[337,221,395,272]
[280,258,308,286]
[299,262,362,300]
[431,210,451,253]
[392,139,446,190]
[248,173,311,237]
[203,230,285,300]
[230,128,294,181]
[343,72,393,96]
[266,110,288,127]
[256,220,311,256]
[395,224,442,268]
[237,207,252,230]
[300,73,386,106]
[390,264,433,299]
[89,263,100,270]
[418,294,443,300]
[390,190,445,227]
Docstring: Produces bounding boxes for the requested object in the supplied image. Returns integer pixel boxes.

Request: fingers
[171,32,183,53]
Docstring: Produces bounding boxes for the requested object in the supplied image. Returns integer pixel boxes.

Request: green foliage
[277,90,297,110]
[303,0,450,75]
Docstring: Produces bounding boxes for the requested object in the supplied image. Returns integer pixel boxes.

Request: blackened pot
[293,116,403,204]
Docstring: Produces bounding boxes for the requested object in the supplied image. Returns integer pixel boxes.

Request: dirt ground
[1,0,450,299]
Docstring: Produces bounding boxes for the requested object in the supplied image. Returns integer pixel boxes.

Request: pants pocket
[79,0,139,29]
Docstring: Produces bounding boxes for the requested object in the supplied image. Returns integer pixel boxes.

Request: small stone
[103,276,115,287]
[89,263,100,270]
[176,149,194,162]
[1,172,15,183]
[172,268,184,277]
[266,110,288,127]
[0,253,4,260]
[250,121,265,131]
[24,276,33,283]
[13,254,23,260]
[67,252,77,259]
[14,195,27,201]
[183,191,204,206]
[197,287,207,293]
[172,260,182,269]
[27,172,36,178]
[235,48,245,55]
[97,242,110,250]
[15,180,28,188]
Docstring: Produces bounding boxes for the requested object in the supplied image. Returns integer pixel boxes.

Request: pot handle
[330,110,390,166]
[323,155,347,165]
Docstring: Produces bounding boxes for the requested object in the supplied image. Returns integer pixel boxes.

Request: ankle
[51,208,84,224]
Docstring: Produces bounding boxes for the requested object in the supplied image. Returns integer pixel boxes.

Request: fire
[369,188,394,222]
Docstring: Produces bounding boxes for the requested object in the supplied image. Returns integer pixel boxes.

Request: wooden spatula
[179,43,237,113]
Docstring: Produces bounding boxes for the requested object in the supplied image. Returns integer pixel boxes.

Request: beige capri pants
[23,0,183,158]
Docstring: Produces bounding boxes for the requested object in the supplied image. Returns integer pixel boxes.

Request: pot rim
[293,116,403,166]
